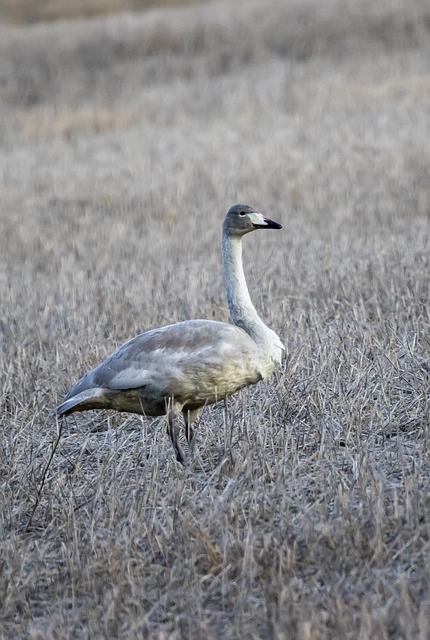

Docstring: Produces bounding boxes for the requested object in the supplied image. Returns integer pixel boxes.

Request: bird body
[58,319,271,414]
[57,205,284,463]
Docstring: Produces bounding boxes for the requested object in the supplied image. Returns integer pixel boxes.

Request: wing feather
[65,320,263,406]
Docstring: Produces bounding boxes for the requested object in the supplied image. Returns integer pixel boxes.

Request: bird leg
[166,402,185,465]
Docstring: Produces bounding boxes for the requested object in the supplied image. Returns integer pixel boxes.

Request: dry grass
[1,0,430,637]
[0,0,203,24]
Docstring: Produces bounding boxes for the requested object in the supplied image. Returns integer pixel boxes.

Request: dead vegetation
[1,0,430,638]
[0,0,202,24]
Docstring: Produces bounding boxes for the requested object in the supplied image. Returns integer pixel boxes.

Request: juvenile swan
[57,204,284,463]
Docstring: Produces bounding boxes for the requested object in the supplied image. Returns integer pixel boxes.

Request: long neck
[222,231,265,338]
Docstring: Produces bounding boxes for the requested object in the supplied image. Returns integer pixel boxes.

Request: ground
[0,0,430,638]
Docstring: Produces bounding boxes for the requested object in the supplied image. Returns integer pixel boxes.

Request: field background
[1,0,430,638]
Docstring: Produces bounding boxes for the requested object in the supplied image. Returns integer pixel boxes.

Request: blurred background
[0,0,205,23]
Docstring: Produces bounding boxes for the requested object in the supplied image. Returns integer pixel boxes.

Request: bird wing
[65,319,263,403]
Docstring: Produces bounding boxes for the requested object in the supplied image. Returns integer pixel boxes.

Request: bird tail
[56,388,107,417]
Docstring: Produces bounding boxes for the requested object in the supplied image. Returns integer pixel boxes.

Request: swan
[56,204,284,463]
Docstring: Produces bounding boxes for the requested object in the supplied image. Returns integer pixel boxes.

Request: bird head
[223,204,282,237]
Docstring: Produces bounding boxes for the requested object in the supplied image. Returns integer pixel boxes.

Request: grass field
[1,0,430,637]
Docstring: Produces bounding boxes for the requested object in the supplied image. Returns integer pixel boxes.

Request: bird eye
[239,212,247,217]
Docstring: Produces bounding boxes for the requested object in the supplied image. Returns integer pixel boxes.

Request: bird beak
[249,211,282,230]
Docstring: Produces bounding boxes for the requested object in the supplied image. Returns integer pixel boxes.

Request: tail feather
[56,388,107,417]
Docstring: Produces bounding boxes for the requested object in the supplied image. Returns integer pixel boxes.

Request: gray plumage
[57,204,284,463]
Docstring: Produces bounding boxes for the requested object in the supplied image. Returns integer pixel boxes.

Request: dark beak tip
[269,220,282,230]
[254,217,283,230]
[263,216,282,230]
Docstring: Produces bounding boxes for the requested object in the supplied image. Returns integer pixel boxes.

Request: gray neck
[222,232,266,339]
